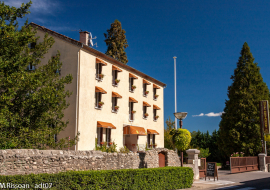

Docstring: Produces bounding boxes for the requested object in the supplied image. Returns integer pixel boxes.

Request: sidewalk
[182,179,236,190]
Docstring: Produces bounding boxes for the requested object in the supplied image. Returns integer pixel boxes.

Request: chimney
[79,31,89,45]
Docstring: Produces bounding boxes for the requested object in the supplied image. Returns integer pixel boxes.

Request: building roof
[29,22,166,88]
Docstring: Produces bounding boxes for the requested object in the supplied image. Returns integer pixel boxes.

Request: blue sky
[5,0,270,134]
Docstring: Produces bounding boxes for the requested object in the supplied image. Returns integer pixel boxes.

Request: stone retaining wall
[0,148,181,175]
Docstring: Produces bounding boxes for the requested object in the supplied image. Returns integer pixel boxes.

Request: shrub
[0,167,193,189]
[119,146,130,153]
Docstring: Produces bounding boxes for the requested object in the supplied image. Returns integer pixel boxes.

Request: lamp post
[174,112,188,167]
[173,56,177,130]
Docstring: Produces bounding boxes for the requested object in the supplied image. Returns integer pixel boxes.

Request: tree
[218,42,270,157]
[169,128,191,152]
[164,117,175,150]
[0,1,79,149]
[104,20,128,64]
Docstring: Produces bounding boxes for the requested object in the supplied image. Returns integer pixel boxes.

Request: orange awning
[96,58,107,66]
[112,91,122,98]
[153,104,161,110]
[123,126,147,135]
[143,101,151,107]
[95,86,107,94]
[129,97,138,103]
[153,84,160,89]
[112,65,122,72]
[143,79,151,85]
[129,73,138,79]
[147,129,159,135]
[97,121,116,129]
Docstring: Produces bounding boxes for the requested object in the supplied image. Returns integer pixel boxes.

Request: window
[143,79,151,96]
[129,73,138,92]
[143,83,147,96]
[147,134,151,148]
[153,84,160,100]
[96,63,103,80]
[153,109,157,120]
[112,70,118,85]
[143,105,147,119]
[95,92,102,108]
[27,63,35,71]
[129,77,134,92]
[153,88,157,99]
[112,65,122,86]
[147,134,155,148]
[106,128,111,146]
[49,124,57,143]
[97,128,103,146]
[28,42,36,49]
[112,97,118,112]
[129,102,134,121]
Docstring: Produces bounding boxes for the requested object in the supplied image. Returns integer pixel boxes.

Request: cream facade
[31,23,166,151]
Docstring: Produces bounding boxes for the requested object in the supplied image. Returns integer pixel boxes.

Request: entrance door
[158,152,165,167]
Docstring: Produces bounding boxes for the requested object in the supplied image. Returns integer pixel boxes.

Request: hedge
[0,167,193,190]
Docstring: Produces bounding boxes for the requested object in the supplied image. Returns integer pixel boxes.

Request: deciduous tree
[0,1,79,149]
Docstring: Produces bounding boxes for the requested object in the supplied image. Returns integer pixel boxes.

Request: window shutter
[115,98,118,106]
[97,128,100,145]
[96,64,98,75]
[112,70,115,84]
[148,134,150,146]
[109,129,111,143]
[99,63,102,74]
[143,106,146,115]
[115,71,118,79]
[112,97,115,110]
[100,128,103,145]
[153,134,155,144]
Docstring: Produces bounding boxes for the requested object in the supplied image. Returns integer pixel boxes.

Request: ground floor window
[147,134,155,148]
[97,128,111,146]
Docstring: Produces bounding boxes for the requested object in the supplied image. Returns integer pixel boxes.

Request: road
[184,170,270,190]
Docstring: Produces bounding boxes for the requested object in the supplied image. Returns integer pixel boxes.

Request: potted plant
[144,113,149,117]
[149,144,153,148]
[109,142,113,145]
[145,91,149,95]
[98,101,104,107]
[153,143,157,148]
[131,85,136,90]
[99,74,104,79]
[115,79,120,84]
[100,142,104,145]
[154,94,159,99]
[131,110,136,114]
[114,106,119,111]
[155,115,159,120]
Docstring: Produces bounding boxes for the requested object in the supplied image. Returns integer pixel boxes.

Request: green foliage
[119,146,130,153]
[95,138,117,153]
[218,42,270,157]
[0,167,193,190]
[0,1,79,149]
[164,117,175,150]
[198,148,211,158]
[190,129,223,162]
[170,128,191,151]
[104,20,129,64]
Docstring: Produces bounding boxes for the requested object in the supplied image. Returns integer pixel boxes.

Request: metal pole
[180,119,183,167]
[173,56,177,154]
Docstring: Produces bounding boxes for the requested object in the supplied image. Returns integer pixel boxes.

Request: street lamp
[174,112,188,167]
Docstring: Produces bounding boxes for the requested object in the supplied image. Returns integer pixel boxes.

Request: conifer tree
[104,20,128,64]
[0,1,79,149]
[218,42,270,157]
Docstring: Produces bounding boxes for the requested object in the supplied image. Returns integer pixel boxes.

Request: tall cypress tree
[0,1,79,149]
[218,42,270,157]
[104,20,128,64]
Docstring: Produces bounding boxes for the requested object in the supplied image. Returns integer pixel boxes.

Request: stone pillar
[186,149,200,180]
[258,153,267,172]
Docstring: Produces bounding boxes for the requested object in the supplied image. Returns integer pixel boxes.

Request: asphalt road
[184,170,270,190]
[213,170,270,190]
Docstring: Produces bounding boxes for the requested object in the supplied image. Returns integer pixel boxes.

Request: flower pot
[100,142,104,145]
[109,142,113,145]
[153,145,157,148]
